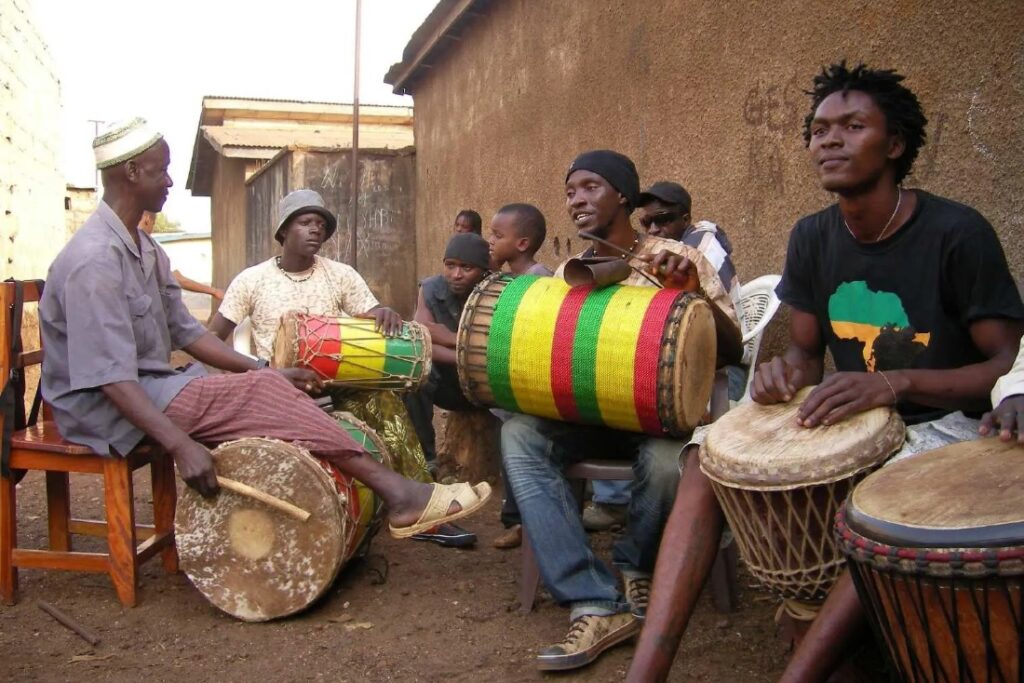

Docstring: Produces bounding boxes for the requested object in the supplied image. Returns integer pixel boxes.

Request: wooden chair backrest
[0,280,48,421]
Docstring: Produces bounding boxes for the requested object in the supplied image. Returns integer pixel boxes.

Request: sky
[31,0,435,232]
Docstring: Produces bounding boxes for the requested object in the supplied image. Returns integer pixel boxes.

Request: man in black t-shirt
[628,63,1024,683]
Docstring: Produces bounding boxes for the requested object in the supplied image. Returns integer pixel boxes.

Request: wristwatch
[255,358,270,370]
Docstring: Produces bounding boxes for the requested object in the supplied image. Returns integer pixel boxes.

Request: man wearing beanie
[38,119,491,560]
[502,149,743,671]
[401,233,492,545]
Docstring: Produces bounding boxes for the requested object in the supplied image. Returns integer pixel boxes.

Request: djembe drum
[456,273,717,437]
[837,438,1024,682]
[699,387,905,601]
[176,424,392,622]
[272,312,432,391]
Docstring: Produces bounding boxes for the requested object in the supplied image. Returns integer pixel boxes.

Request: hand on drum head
[751,356,810,405]
[979,394,1024,443]
[639,250,699,291]
[277,367,326,395]
[796,371,899,428]
[169,439,219,498]
[361,306,403,337]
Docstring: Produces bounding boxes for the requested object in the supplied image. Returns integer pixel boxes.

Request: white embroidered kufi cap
[93,117,163,169]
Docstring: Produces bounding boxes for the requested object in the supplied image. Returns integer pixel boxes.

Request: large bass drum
[456,273,716,437]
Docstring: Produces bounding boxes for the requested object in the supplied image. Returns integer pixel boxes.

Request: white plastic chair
[736,274,782,400]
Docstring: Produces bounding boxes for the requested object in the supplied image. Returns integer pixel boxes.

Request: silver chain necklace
[844,189,903,243]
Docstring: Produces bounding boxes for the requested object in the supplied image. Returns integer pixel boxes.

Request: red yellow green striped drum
[272,312,432,391]
[325,411,391,559]
[457,273,717,436]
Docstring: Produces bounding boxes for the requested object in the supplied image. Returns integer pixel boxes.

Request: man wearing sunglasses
[637,182,740,309]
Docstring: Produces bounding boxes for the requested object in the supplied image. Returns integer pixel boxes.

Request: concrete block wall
[0,0,65,281]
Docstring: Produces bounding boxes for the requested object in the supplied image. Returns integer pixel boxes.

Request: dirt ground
[1,469,791,683]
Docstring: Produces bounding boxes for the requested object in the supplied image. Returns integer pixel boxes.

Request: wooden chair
[0,279,178,607]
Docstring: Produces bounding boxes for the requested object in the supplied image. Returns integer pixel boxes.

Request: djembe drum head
[700,387,904,600]
[175,438,349,622]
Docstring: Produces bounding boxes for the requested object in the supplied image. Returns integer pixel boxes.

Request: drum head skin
[848,437,1024,548]
[701,386,905,489]
[175,438,347,622]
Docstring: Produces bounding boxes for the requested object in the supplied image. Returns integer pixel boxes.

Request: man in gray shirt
[39,118,489,535]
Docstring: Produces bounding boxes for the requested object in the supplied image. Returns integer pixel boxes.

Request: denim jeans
[502,414,682,616]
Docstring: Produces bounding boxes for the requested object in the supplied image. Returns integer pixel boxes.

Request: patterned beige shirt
[554,233,740,330]
[219,256,379,359]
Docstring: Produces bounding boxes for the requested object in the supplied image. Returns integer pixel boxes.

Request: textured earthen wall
[0,0,65,281]
[407,0,1024,353]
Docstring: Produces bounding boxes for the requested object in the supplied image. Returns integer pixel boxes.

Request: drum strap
[1,278,44,481]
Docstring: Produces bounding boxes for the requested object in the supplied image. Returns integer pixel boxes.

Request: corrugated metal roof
[201,125,413,157]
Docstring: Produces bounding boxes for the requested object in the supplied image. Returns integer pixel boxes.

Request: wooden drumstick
[216,476,312,522]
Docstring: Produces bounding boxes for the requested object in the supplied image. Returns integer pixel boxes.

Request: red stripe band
[633,289,680,434]
[550,285,592,422]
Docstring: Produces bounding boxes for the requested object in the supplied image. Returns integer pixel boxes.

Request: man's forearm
[433,345,458,365]
[101,381,193,452]
[891,356,1018,412]
[184,331,259,372]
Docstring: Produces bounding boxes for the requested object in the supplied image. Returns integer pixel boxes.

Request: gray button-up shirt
[39,201,208,456]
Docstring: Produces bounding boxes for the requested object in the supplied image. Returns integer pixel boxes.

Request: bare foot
[386,481,464,529]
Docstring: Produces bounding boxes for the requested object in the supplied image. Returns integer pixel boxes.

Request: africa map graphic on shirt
[828,281,931,371]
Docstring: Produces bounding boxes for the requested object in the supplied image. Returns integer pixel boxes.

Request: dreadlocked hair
[803,61,928,184]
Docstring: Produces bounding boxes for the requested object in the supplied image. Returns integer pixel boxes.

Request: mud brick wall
[0,0,65,282]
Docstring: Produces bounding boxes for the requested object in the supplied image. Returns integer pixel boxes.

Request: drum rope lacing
[292,316,428,389]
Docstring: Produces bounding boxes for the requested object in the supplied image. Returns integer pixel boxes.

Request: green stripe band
[382,326,416,378]
[485,275,540,412]
[571,285,618,424]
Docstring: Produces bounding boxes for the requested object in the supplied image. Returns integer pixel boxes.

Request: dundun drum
[700,387,904,600]
[457,273,717,437]
[837,438,1024,682]
[176,438,351,621]
[272,312,432,392]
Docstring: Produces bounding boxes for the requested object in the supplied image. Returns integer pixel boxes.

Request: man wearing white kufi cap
[93,117,164,169]
[36,118,491,536]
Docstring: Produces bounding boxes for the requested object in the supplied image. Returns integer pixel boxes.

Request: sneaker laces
[563,616,593,646]
[627,577,650,607]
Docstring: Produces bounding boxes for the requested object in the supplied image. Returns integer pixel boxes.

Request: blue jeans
[502,414,682,616]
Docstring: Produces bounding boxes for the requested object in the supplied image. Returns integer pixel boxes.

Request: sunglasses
[639,212,681,229]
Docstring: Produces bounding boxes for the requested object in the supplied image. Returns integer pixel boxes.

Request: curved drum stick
[216,476,312,522]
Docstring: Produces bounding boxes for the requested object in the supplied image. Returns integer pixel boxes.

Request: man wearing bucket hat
[500,149,742,672]
[209,189,436,496]
[38,118,491,553]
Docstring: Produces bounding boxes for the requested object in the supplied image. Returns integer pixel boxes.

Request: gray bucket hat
[275,189,338,244]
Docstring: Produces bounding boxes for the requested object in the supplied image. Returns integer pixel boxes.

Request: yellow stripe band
[506,277,568,419]
[336,319,387,381]
[593,286,653,431]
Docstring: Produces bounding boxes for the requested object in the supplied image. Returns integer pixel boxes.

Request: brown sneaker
[536,613,639,671]
[492,524,522,549]
[623,574,651,619]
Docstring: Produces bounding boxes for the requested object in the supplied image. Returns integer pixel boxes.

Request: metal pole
[88,119,105,192]
[349,0,362,268]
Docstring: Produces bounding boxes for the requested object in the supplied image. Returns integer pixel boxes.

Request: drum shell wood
[327,411,392,559]
[272,312,432,392]
[838,438,1024,682]
[700,389,905,600]
[456,272,716,436]
[175,438,354,622]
